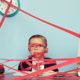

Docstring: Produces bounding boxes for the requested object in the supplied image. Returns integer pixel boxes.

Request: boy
[18,34,58,72]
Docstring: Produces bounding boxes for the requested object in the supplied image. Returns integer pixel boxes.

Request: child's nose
[34,45,38,49]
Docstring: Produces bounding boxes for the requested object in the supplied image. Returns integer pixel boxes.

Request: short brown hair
[28,34,47,47]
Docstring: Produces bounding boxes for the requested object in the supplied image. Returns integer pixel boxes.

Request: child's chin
[36,55,42,58]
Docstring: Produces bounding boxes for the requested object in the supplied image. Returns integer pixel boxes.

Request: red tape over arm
[13,58,80,80]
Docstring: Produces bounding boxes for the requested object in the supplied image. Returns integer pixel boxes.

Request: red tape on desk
[0,57,80,79]
[13,57,80,80]
[0,59,79,79]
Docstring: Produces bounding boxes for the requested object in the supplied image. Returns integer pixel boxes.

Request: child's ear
[44,48,48,53]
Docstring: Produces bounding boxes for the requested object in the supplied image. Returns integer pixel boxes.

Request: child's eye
[38,45,43,47]
[31,45,35,47]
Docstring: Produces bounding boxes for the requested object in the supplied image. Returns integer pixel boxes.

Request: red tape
[0,64,3,69]
[28,43,46,51]
[1,0,80,38]
[13,57,80,80]
[28,43,48,58]
[28,52,46,59]
[0,0,80,79]
[0,0,12,27]
[0,57,80,79]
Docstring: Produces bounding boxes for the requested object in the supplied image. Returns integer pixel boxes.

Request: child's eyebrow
[31,43,46,46]
[29,43,46,47]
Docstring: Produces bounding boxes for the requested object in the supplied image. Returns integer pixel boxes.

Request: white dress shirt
[32,58,44,72]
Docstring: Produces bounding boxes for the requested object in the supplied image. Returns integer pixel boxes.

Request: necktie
[36,61,41,69]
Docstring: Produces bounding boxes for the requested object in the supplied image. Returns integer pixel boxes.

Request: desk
[0,72,79,80]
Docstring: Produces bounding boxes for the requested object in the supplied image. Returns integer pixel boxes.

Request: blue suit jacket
[18,57,58,72]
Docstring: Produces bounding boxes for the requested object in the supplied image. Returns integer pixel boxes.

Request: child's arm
[18,61,31,71]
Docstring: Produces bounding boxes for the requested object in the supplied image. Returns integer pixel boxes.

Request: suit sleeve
[45,58,59,72]
[45,63,58,72]
[18,62,30,71]
[0,68,5,74]
[49,63,58,72]
[18,62,21,70]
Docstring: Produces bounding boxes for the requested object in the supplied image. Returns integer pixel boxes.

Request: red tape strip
[1,0,80,38]
[0,57,80,79]
[0,0,12,28]
[48,68,80,77]
[13,57,80,80]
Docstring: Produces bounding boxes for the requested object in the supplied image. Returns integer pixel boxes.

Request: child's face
[29,38,48,58]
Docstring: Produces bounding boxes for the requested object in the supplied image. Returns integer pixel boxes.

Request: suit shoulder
[45,57,51,59]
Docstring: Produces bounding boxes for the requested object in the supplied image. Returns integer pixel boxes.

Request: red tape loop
[28,43,48,58]
[28,43,46,51]
[28,52,47,58]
